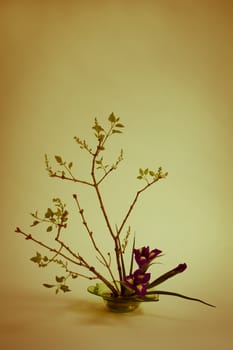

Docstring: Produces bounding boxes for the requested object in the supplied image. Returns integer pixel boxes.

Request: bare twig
[90,139,124,284]
[117,177,164,238]
[73,193,120,293]
[50,172,93,187]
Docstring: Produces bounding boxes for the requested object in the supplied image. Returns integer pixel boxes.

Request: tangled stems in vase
[15,113,215,308]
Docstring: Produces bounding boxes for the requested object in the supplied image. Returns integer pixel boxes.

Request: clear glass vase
[102,296,141,312]
[88,283,159,313]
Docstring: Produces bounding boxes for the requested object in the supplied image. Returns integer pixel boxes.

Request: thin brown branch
[76,254,119,296]
[53,259,97,281]
[96,166,115,185]
[90,142,124,283]
[50,172,93,187]
[91,149,115,238]
[73,194,119,292]
[43,251,97,281]
[117,179,162,237]
[73,273,98,280]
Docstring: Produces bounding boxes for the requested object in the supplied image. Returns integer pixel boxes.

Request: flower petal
[134,269,151,284]
[134,283,147,296]
[124,275,135,286]
[149,248,162,259]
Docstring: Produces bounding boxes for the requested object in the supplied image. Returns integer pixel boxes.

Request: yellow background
[1,1,233,349]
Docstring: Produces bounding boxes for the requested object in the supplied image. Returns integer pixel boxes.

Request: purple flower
[134,246,162,269]
[124,268,151,296]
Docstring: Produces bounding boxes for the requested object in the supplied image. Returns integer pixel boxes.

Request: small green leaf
[108,112,116,123]
[30,252,41,263]
[112,129,122,134]
[43,283,55,288]
[60,285,71,293]
[54,155,63,164]
[56,276,65,283]
[30,220,40,227]
[46,226,53,232]
[115,123,124,128]
[68,162,73,169]
[137,176,143,179]
[149,170,155,176]
[144,168,149,175]
[43,256,49,262]
[96,157,103,165]
[92,119,104,134]
[45,208,53,218]
[139,168,144,175]
[56,260,63,265]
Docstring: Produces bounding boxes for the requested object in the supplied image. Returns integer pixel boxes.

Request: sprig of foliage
[45,154,74,179]
[73,137,93,154]
[43,275,72,294]
[30,251,70,270]
[30,252,49,267]
[112,148,124,169]
[45,154,54,176]
[92,113,124,150]
[30,250,78,292]
[54,155,73,172]
[74,113,124,155]
[95,156,110,173]
[95,148,124,184]
[137,166,168,184]
[30,198,68,232]
[122,226,131,254]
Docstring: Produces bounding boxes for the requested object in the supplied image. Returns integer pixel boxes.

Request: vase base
[103,298,140,313]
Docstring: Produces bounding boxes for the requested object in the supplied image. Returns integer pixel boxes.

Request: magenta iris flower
[134,246,162,269]
[124,268,151,296]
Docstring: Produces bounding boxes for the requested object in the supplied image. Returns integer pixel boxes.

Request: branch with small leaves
[43,275,72,295]
[116,166,168,238]
[45,154,93,187]
[15,113,171,299]
[137,166,168,184]
[30,198,68,232]
[15,225,118,295]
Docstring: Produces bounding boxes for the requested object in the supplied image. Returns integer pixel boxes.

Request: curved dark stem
[146,290,216,307]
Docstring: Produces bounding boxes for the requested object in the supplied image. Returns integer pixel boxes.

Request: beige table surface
[1,287,232,350]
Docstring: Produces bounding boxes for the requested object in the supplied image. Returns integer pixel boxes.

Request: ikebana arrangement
[15,113,215,312]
